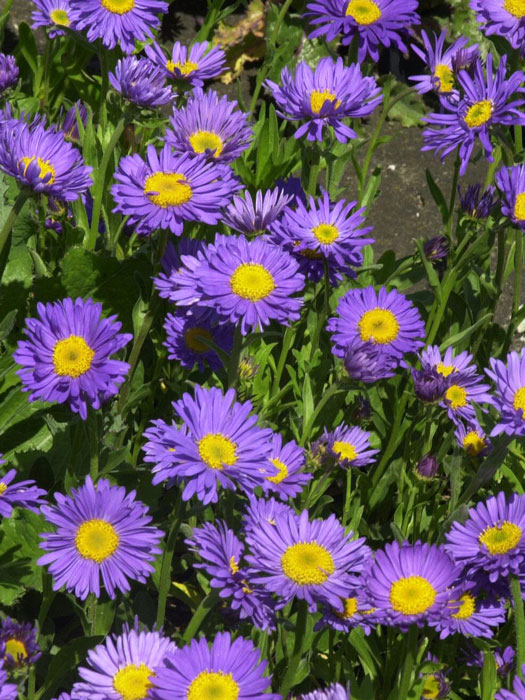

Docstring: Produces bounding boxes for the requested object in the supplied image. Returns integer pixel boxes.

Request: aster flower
[470,0,525,53]
[111,146,238,237]
[245,509,370,612]
[415,454,439,480]
[412,368,449,404]
[454,418,492,457]
[166,89,252,164]
[163,310,233,372]
[343,337,398,383]
[275,177,307,209]
[495,666,525,699]
[0,467,47,517]
[486,349,525,436]
[422,55,525,176]
[0,117,92,200]
[0,618,41,667]
[434,584,506,638]
[300,684,350,700]
[222,188,291,234]
[153,238,207,302]
[462,644,515,676]
[365,541,461,629]
[440,372,494,423]
[31,0,72,38]
[458,183,498,219]
[445,491,525,582]
[265,57,382,143]
[144,40,226,87]
[327,285,425,361]
[496,164,525,231]
[0,54,18,93]
[61,100,88,141]
[323,423,379,468]
[143,386,273,504]
[197,235,305,335]
[38,476,163,600]
[0,665,17,700]
[315,587,382,635]
[109,57,174,109]
[305,0,420,62]
[242,495,295,536]
[69,0,168,54]
[423,235,449,262]
[259,433,312,500]
[13,298,132,420]
[421,345,477,378]
[420,663,450,700]
[72,623,176,700]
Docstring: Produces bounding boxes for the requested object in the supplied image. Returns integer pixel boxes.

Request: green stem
[301,143,322,197]
[227,326,243,389]
[511,575,525,676]
[27,666,36,700]
[87,593,97,636]
[514,124,523,159]
[397,626,418,698]
[301,382,343,445]
[279,600,308,697]
[182,592,219,643]
[504,228,523,353]
[370,380,409,492]
[446,157,460,239]
[87,411,99,481]
[494,229,506,294]
[156,496,183,628]
[343,468,352,526]
[0,190,30,268]
[271,326,294,397]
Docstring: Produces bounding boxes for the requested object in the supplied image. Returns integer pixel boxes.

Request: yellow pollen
[479,521,522,555]
[312,223,339,245]
[281,541,335,585]
[451,592,476,620]
[504,0,525,16]
[5,639,27,662]
[436,362,455,377]
[464,100,493,128]
[184,327,213,353]
[389,575,437,615]
[53,335,95,378]
[336,597,359,619]
[267,458,289,484]
[345,0,381,23]
[422,675,441,699]
[462,431,486,456]
[310,89,340,114]
[19,156,56,183]
[198,433,237,470]
[358,308,400,344]
[75,519,119,563]
[167,60,198,76]
[0,483,7,496]
[445,384,467,410]
[189,130,224,158]
[332,441,357,462]
[514,192,525,220]
[434,64,454,93]
[513,386,525,416]
[100,0,135,13]
[229,556,239,574]
[144,172,193,208]
[50,8,70,25]
[113,664,153,700]
[230,263,275,301]
[187,670,240,700]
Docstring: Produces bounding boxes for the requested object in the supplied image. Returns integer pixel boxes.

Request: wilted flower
[423,235,449,262]
[458,183,497,218]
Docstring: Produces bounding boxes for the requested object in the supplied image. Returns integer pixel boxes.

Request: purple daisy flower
[275,177,308,209]
[143,386,273,504]
[301,684,350,700]
[242,495,295,536]
[454,418,492,457]
[434,585,506,638]
[0,467,47,517]
[0,618,41,668]
[166,88,252,164]
[470,0,525,53]
[221,188,291,234]
[315,586,382,635]
[440,372,494,423]
[0,54,18,93]
[197,235,305,335]
[0,664,17,700]
[38,476,163,600]
[415,454,439,480]
[412,367,449,404]
[259,433,312,500]
[343,337,398,383]
[265,57,382,143]
[323,423,379,468]
[109,57,174,109]
[458,183,498,219]
[421,344,478,378]
[365,541,461,629]
[422,54,525,176]
[327,285,425,361]
[153,238,207,302]
[31,0,72,38]
[52,695,71,700]
[486,349,525,436]
[61,100,88,142]
[496,164,525,231]
[13,298,132,420]
[0,117,92,200]
[245,509,370,612]
[445,492,525,582]
[163,309,233,372]
[423,235,449,262]
[69,0,168,54]
[144,40,226,88]
[496,666,525,699]
[304,0,420,62]
[112,146,238,237]
[72,623,176,700]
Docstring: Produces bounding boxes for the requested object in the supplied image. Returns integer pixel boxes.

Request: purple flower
[144,40,226,88]
[163,309,233,372]
[423,235,449,262]
[222,188,291,235]
[301,684,350,700]
[470,0,525,53]
[434,584,506,639]
[61,100,88,141]
[153,238,207,302]
[0,664,17,700]
[496,164,525,230]
[32,0,71,38]
[440,372,494,423]
[242,495,295,536]
[344,337,398,383]
[109,57,174,109]
[166,88,252,164]
[0,54,18,93]
[486,348,525,436]
[421,344,477,377]
[496,665,525,699]
[0,618,41,668]
[454,418,492,457]
[38,476,163,600]
[259,433,311,501]
[0,467,47,517]
[412,367,449,404]
[315,586,382,635]
[415,454,439,480]
[323,423,379,468]
[265,57,382,143]
[458,183,498,219]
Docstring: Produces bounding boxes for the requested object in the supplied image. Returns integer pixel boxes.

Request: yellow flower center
[514,192,525,220]
[5,639,27,662]
[310,89,339,114]
[464,100,493,128]
[167,60,198,76]
[189,131,224,158]
[0,483,7,496]
[445,384,467,410]
[336,597,359,619]
[312,223,339,245]
[187,671,239,700]
[229,556,239,574]
[513,386,525,416]
[479,521,522,555]
[113,664,154,700]
[451,592,476,620]
[462,431,486,456]
[100,0,135,13]
[197,433,238,470]
[267,458,289,484]
[230,263,276,301]
[75,519,120,562]
[281,542,335,585]
[345,0,381,23]
[504,0,525,17]
[52,335,95,378]
[422,676,441,699]
[434,64,454,93]
[332,441,357,462]
[358,308,400,344]
[144,172,193,208]
[436,362,455,377]
[49,8,70,25]
[184,327,213,353]
[19,156,56,184]
[389,575,437,615]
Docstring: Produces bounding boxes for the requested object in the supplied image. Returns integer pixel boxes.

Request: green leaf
[0,509,46,605]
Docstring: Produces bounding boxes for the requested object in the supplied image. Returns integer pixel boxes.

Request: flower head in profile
[265,57,382,142]
[109,57,174,109]
[300,684,350,700]
[69,0,168,54]
[145,40,226,87]
[32,0,72,38]
[221,188,291,235]
[458,183,497,219]
[412,367,449,404]
[0,54,18,93]
[496,164,525,231]
[454,419,492,457]
[14,298,132,420]
[259,433,311,501]
[61,100,88,141]
[0,465,47,517]
[423,235,449,263]
[305,0,420,62]
[0,618,41,668]
[315,586,382,636]
[470,0,525,53]
[343,337,398,383]
[38,477,163,600]
[323,423,379,468]
[153,238,207,302]
[485,348,525,436]
[242,495,295,536]
[163,309,233,373]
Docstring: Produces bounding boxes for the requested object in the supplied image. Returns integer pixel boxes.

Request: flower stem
[87,592,97,636]
[227,326,243,389]
[156,495,183,629]
[504,228,523,353]
[511,575,525,677]
[279,600,308,697]
[397,625,418,698]
[446,157,460,238]
[0,189,30,272]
